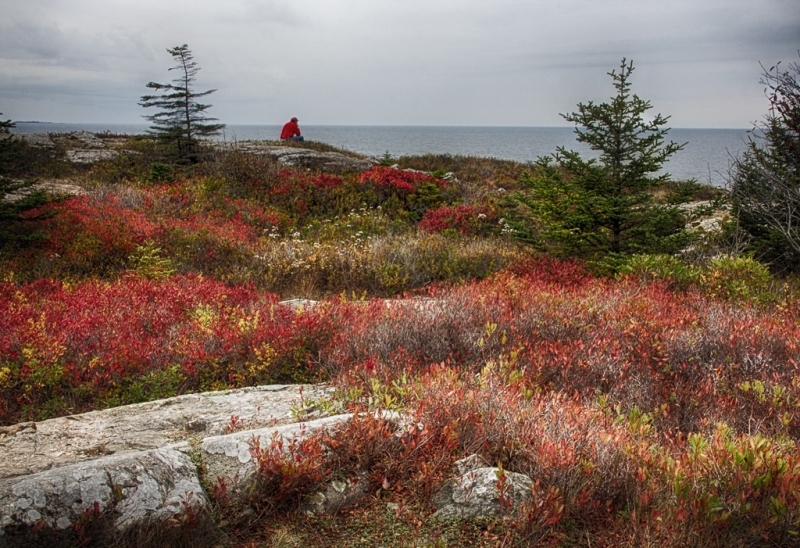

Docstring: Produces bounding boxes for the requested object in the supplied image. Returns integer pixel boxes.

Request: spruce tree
[730,56,800,271]
[0,113,14,133]
[508,59,689,266]
[139,45,224,161]
[0,114,62,252]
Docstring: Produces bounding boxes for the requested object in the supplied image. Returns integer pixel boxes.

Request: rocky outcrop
[0,384,334,544]
[2,132,126,164]
[1,180,86,204]
[0,384,332,481]
[0,385,542,544]
[432,456,533,520]
[0,448,208,541]
[221,142,375,173]
[0,133,55,148]
[10,131,377,172]
[201,414,353,499]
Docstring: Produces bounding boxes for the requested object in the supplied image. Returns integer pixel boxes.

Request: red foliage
[418,204,499,235]
[5,254,800,542]
[42,195,161,258]
[0,274,334,423]
[358,166,447,194]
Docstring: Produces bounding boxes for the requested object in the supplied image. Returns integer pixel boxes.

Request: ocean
[11,123,751,187]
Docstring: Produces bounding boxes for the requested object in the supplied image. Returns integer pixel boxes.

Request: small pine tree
[730,56,800,271]
[0,113,65,253]
[139,45,224,162]
[0,113,25,175]
[0,178,61,253]
[508,59,690,266]
[0,113,14,133]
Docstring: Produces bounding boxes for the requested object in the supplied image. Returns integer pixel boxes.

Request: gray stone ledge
[0,448,208,537]
[0,384,332,480]
[201,413,353,499]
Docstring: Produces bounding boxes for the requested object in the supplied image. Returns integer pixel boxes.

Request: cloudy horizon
[1,0,798,129]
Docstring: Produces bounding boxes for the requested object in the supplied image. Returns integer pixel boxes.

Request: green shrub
[698,255,776,304]
[148,162,174,183]
[618,254,698,288]
[127,240,176,279]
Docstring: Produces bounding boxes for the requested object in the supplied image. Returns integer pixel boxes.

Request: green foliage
[378,151,395,166]
[507,59,690,267]
[0,113,14,133]
[698,255,776,304]
[618,253,698,288]
[0,123,29,176]
[127,240,176,279]
[0,178,60,253]
[107,364,185,406]
[139,44,224,162]
[619,253,778,304]
[148,162,174,183]
[406,181,444,221]
[731,55,800,271]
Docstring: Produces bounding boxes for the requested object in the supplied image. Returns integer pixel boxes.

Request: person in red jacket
[280,117,304,142]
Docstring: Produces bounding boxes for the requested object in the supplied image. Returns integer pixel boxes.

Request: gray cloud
[0,0,797,126]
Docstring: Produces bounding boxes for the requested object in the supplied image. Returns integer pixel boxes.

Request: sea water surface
[12,123,750,187]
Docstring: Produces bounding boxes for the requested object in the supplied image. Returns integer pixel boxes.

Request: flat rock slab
[222,142,375,173]
[0,134,55,148]
[65,149,118,164]
[0,448,208,541]
[0,384,332,480]
[1,180,86,204]
[202,414,352,500]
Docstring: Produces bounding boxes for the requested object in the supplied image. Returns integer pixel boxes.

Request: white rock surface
[0,448,208,536]
[0,384,332,480]
[1,180,86,203]
[219,142,375,173]
[66,149,118,164]
[432,458,533,520]
[201,413,352,499]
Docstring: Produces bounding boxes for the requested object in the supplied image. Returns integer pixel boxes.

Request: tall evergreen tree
[139,45,224,161]
[730,56,800,271]
[508,59,689,265]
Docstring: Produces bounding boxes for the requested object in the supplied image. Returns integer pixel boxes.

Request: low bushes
[0,274,334,422]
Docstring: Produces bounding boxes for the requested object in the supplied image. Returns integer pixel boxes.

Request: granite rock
[432,458,533,520]
[0,384,332,480]
[0,448,208,540]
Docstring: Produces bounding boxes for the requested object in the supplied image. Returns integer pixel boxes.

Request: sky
[0,0,798,128]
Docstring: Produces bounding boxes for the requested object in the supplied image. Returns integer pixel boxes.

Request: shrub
[698,255,776,303]
[618,253,698,289]
[418,204,499,236]
[0,274,334,423]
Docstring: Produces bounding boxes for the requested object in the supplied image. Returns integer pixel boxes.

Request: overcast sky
[1,0,798,127]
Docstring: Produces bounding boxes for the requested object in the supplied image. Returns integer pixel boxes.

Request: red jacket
[280,120,301,139]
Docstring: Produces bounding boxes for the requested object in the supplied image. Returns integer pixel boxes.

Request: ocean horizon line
[10,122,751,131]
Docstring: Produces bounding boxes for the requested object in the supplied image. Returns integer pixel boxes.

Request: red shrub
[0,274,335,423]
[418,204,499,235]
[358,166,447,194]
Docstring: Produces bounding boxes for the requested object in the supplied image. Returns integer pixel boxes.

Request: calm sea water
[12,123,750,187]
